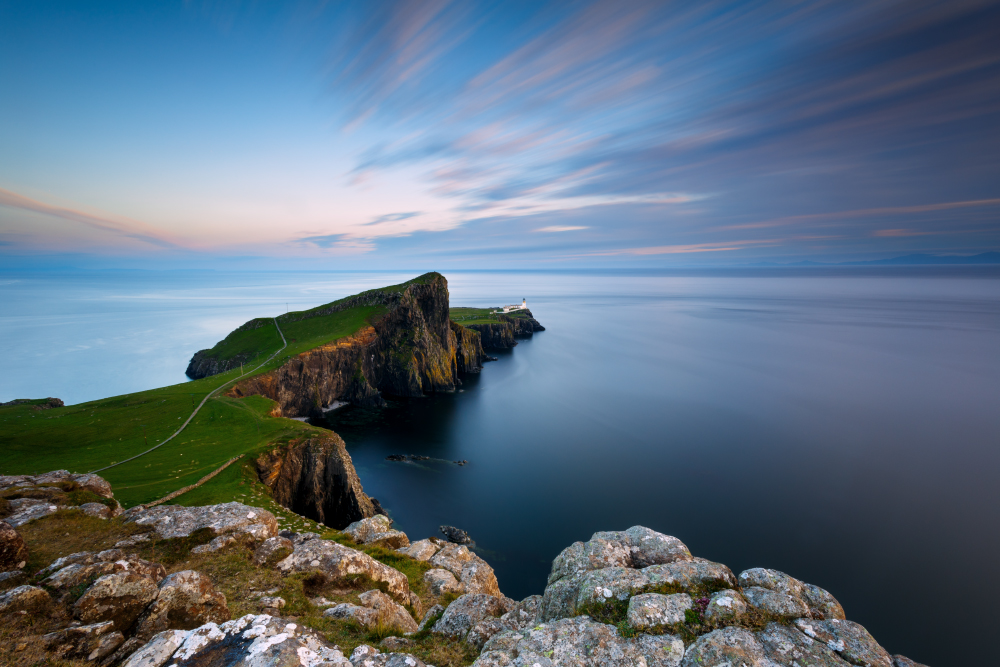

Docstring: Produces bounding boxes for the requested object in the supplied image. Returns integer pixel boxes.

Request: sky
[1,0,999,269]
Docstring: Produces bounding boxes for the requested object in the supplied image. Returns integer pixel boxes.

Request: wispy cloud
[0,187,182,249]
[534,226,588,233]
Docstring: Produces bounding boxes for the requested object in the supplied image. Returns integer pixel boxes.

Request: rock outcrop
[398,538,502,597]
[0,520,28,570]
[323,589,418,634]
[0,470,121,527]
[467,310,545,350]
[255,435,381,530]
[343,514,409,549]
[123,502,278,541]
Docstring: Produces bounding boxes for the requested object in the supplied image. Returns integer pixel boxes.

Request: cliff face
[468,309,546,350]
[255,435,382,529]
[228,274,487,417]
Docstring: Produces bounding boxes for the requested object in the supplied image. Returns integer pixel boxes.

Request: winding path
[90,318,287,474]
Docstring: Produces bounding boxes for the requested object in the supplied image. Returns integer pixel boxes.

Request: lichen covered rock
[432,593,506,639]
[627,592,692,630]
[134,570,230,640]
[123,502,278,541]
[344,514,410,549]
[0,520,28,570]
[276,537,410,602]
[73,571,159,632]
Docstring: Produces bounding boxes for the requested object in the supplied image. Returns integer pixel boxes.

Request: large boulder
[474,616,685,667]
[42,552,165,603]
[0,470,114,498]
[432,593,506,639]
[73,572,160,632]
[120,629,188,667]
[4,498,59,527]
[123,502,278,542]
[42,621,124,662]
[134,570,230,640]
[424,568,462,596]
[0,520,28,570]
[703,589,749,624]
[739,568,845,620]
[0,584,50,615]
[743,586,811,620]
[323,589,418,634]
[275,537,410,602]
[344,515,410,549]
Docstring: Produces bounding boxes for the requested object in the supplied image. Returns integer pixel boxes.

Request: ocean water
[3,268,999,665]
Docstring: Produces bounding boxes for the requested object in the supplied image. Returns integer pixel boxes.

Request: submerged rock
[440,525,472,544]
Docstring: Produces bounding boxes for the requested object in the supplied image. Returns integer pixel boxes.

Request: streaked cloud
[534,226,589,233]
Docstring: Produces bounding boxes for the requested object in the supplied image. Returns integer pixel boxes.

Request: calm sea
[3,268,999,665]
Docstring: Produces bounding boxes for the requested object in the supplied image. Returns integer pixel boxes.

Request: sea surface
[3,268,1000,665]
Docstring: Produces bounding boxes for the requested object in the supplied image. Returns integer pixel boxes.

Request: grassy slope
[450,306,534,326]
[0,273,454,511]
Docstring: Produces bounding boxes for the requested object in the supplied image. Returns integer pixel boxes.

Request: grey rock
[4,497,59,527]
[418,604,444,631]
[429,542,474,577]
[547,537,631,586]
[460,556,501,597]
[351,644,380,663]
[432,593,506,638]
[324,602,379,627]
[123,502,278,541]
[424,568,462,596]
[703,589,748,624]
[251,536,294,567]
[475,616,684,667]
[260,596,286,610]
[190,534,238,554]
[80,502,114,519]
[115,534,152,548]
[795,618,893,667]
[101,636,146,666]
[43,620,124,661]
[0,570,26,585]
[756,621,851,666]
[134,570,230,640]
[680,626,775,667]
[0,520,28,570]
[0,584,51,614]
[44,561,120,597]
[167,614,352,665]
[397,538,442,561]
[38,550,97,577]
[643,559,737,592]
[744,586,811,619]
[627,592,692,629]
[802,582,847,620]
[121,629,189,667]
[592,526,694,568]
[892,655,930,667]
[74,572,159,631]
[276,537,411,603]
[739,567,845,620]
[359,589,419,634]
[379,636,414,651]
[345,515,410,549]
[576,566,651,609]
[466,616,504,650]
[440,525,471,544]
[498,595,541,633]
[0,470,114,498]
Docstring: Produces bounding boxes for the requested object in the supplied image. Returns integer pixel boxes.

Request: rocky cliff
[185,318,273,380]
[227,274,489,418]
[467,310,545,350]
[254,435,382,530]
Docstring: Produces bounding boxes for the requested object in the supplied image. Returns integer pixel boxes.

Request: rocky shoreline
[0,470,928,666]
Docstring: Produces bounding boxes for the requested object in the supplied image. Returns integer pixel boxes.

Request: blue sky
[1,0,999,268]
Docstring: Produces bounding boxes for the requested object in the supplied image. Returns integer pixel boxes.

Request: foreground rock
[0,584,50,614]
[134,570,230,640]
[432,593,506,640]
[123,502,278,541]
[739,567,845,620]
[276,533,411,603]
[43,621,124,662]
[0,470,121,527]
[125,614,354,666]
[344,514,410,549]
[475,616,685,667]
[323,589,418,634]
[74,571,160,632]
[398,538,501,597]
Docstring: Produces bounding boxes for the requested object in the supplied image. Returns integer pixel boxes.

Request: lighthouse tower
[522,298,527,309]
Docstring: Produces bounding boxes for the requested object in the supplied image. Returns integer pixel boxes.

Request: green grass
[450,306,534,326]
